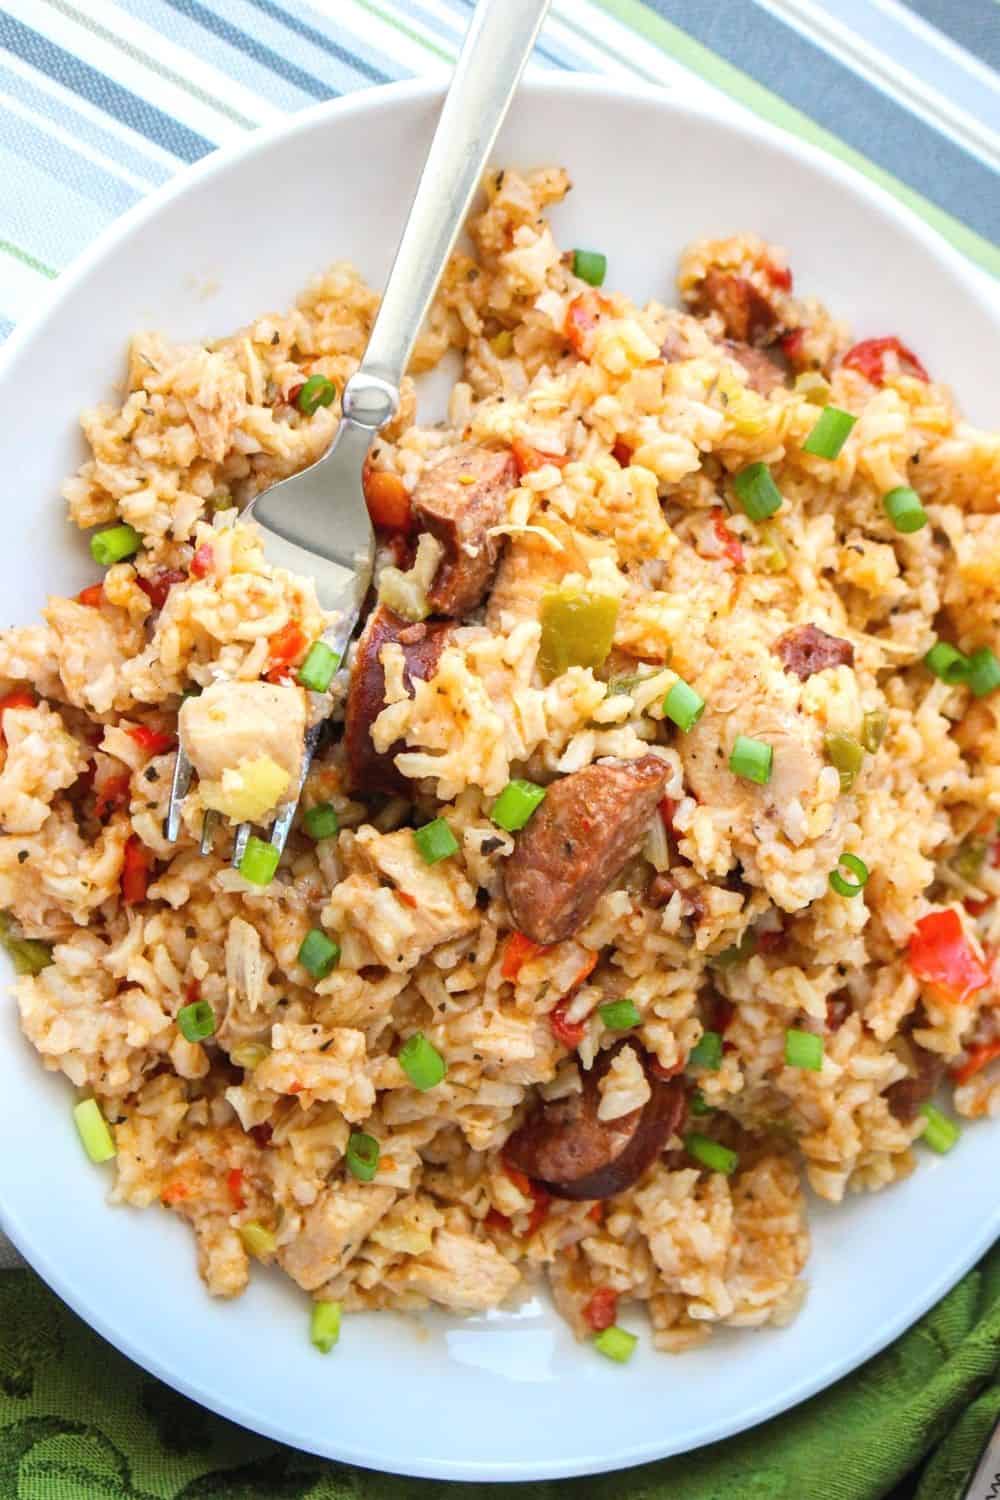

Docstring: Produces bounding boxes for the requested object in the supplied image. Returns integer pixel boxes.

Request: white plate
[0,77,997,1483]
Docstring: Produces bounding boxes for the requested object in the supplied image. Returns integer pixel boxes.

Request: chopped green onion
[882,486,928,534]
[919,1103,960,1155]
[90,524,141,567]
[802,405,857,459]
[825,732,865,793]
[0,911,53,976]
[662,678,706,733]
[298,928,340,980]
[598,999,641,1031]
[238,836,281,886]
[593,1325,637,1363]
[689,1030,723,1070]
[345,1131,380,1183]
[572,249,607,287]
[953,837,987,883]
[240,1221,277,1258]
[230,1042,270,1070]
[399,1031,446,1091]
[303,802,339,840]
[685,1132,739,1175]
[296,374,337,416]
[413,817,459,865]
[73,1098,116,1164]
[758,520,787,574]
[712,931,756,968]
[310,1299,342,1353]
[967,647,1000,700]
[176,999,215,1043]
[924,641,969,685]
[733,462,782,521]
[608,668,663,696]
[784,1028,824,1071]
[729,734,773,785]
[491,779,547,833]
[690,1089,715,1116]
[829,852,869,899]
[297,640,339,693]
[860,709,888,754]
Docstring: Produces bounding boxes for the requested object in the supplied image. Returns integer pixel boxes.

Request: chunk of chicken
[45,598,133,715]
[403,1228,520,1310]
[279,1182,395,1291]
[179,680,305,785]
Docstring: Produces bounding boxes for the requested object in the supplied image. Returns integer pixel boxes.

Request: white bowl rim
[1,73,998,1482]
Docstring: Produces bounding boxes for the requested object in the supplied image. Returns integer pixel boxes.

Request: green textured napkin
[1,1249,996,1499]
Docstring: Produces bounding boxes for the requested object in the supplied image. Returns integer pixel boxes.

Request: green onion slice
[690,1089,715,1116]
[825,732,865,793]
[967,647,1000,700]
[297,640,339,693]
[712,930,757,968]
[882,486,928,534]
[733,462,782,521]
[0,912,53,976]
[177,999,215,1043]
[860,709,887,754]
[90,524,141,567]
[73,1098,116,1164]
[598,999,641,1030]
[593,1325,637,1363]
[685,1132,739,1175]
[924,641,969,684]
[802,405,857,459]
[296,374,337,415]
[784,1028,824,1071]
[689,1030,723,1070]
[729,734,773,784]
[310,1299,343,1353]
[919,1103,960,1155]
[413,818,459,865]
[953,837,987,883]
[491,779,547,833]
[238,836,281,887]
[399,1032,446,1091]
[240,1221,277,1258]
[298,928,340,980]
[829,852,869,899]
[303,802,340,840]
[572,249,608,287]
[345,1131,380,1183]
[662,678,706,733]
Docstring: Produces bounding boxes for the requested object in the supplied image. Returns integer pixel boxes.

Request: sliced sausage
[698,271,781,347]
[412,445,518,617]
[345,605,453,794]
[504,755,671,944]
[504,1040,687,1200]
[723,339,786,396]
[775,623,855,680]
[885,1038,946,1124]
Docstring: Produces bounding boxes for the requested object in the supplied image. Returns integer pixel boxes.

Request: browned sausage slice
[345,605,452,794]
[503,756,671,944]
[698,271,781,346]
[885,1038,946,1123]
[775,623,855,680]
[504,1040,687,1200]
[723,340,786,396]
[412,445,518,617]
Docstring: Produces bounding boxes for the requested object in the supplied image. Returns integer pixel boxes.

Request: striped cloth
[0,0,997,357]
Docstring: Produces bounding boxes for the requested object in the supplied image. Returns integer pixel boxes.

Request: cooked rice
[3,166,997,1350]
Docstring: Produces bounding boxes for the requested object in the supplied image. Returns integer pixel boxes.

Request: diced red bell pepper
[658,797,679,834]
[549,997,587,1049]
[511,437,571,477]
[121,835,153,905]
[137,568,186,611]
[95,772,130,821]
[285,381,305,408]
[611,440,633,467]
[841,337,929,385]
[190,544,215,580]
[908,909,989,1004]
[501,930,546,983]
[265,620,308,683]
[712,510,744,568]
[502,1162,550,1236]
[363,463,414,533]
[583,1287,618,1332]
[160,1180,190,1205]
[565,290,605,359]
[77,583,105,609]
[226,1166,246,1210]
[484,1207,512,1233]
[763,261,793,292]
[951,1040,1000,1087]
[127,724,176,756]
[780,327,807,370]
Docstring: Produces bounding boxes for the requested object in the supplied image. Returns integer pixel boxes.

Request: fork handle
[342,0,551,430]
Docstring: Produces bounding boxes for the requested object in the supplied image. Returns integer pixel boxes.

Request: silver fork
[165,0,552,865]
